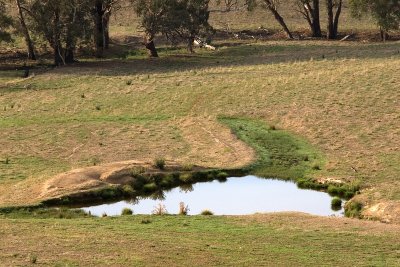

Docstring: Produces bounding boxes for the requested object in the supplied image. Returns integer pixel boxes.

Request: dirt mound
[363,201,400,224]
[40,160,152,200]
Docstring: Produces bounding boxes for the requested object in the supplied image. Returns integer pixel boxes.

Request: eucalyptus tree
[134,0,213,56]
[27,0,92,65]
[15,0,36,59]
[294,0,322,37]
[0,0,13,43]
[326,0,342,39]
[350,0,400,41]
[163,0,213,53]
[224,0,293,39]
[92,0,120,57]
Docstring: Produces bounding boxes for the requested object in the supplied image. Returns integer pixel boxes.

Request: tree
[133,0,168,57]
[350,0,400,41]
[261,0,293,39]
[92,0,119,57]
[245,0,293,39]
[294,0,322,37]
[134,0,213,56]
[27,0,92,65]
[15,0,36,60]
[326,0,342,39]
[163,0,213,53]
[0,0,13,43]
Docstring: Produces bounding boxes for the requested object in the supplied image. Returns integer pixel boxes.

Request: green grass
[220,117,324,180]
[0,213,399,266]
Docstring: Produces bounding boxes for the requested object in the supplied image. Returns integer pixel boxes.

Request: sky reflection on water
[82,176,344,217]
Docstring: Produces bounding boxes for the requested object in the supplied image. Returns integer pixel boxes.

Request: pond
[81,176,344,217]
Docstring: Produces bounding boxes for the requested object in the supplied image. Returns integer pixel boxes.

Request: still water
[81,176,344,217]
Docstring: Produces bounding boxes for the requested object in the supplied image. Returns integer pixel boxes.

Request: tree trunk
[144,36,158,57]
[333,0,342,37]
[15,0,36,60]
[64,49,75,64]
[265,1,293,39]
[52,9,64,66]
[327,0,342,39]
[103,11,111,49]
[312,0,322,37]
[188,36,195,53]
[326,0,334,39]
[94,0,104,57]
[380,28,388,42]
[53,44,64,66]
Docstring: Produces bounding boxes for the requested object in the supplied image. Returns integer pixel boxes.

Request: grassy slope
[1,41,399,206]
[1,213,400,266]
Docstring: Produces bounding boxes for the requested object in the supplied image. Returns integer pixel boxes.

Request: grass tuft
[154,158,166,170]
[200,209,214,216]
[121,208,133,216]
[331,197,342,211]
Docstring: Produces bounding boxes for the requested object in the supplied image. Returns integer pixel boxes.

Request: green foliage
[296,178,327,190]
[122,184,135,196]
[154,157,166,170]
[30,254,37,264]
[350,0,400,32]
[200,209,213,215]
[327,180,361,200]
[143,182,158,193]
[331,197,342,210]
[121,208,133,215]
[0,207,90,219]
[0,1,12,42]
[27,0,93,64]
[345,201,363,218]
[134,0,213,50]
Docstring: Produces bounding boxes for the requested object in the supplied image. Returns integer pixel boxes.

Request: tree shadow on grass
[1,40,399,82]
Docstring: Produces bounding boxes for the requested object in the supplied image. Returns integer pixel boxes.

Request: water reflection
[81,176,344,217]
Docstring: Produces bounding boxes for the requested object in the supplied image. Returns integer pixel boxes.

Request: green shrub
[122,185,135,196]
[182,163,194,171]
[345,201,363,218]
[132,175,147,190]
[131,166,146,176]
[192,171,209,181]
[200,209,214,216]
[154,157,166,170]
[143,183,157,193]
[160,174,179,188]
[311,163,321,170]
[100,188,119,200]
[179,173,193,183]
[331,197,342,211]
[30,254,37,264]
[121,208,133,216]
[217,171,228,179]
[296,178,326,190]
[141,218,151,224]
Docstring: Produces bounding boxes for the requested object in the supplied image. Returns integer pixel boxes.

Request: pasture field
[0,2,400,265]
[1,211,400,266]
